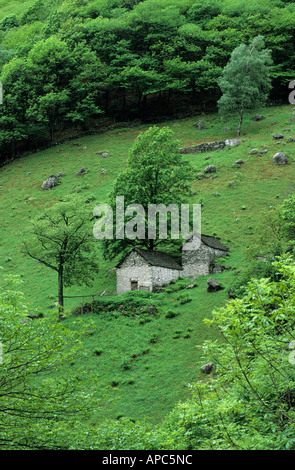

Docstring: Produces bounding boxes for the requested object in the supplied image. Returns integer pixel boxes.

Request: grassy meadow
[1,103,295,423]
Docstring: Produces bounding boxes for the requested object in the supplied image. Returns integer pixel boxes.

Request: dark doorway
[131,280,138,291]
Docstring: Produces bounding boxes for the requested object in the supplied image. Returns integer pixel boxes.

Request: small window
[131,281,138,291]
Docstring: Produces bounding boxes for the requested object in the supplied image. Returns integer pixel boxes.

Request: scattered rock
[225,138,242,147]
[210,263,225,274]
[204,165,216,174]
[58,172,64,177]
[27,313,43,320]
[197,120,204,130]
[258,150,268,155]
[201,362,215,374]
[207,277,223,292]
[272,152,288,165]
[287,137,295,143]
[75,166,88,177]
[272,133,284,140]
[196,173,206,180]
[235,159,244,165]
[252,114,265,121]
[224,126,231,131]
[205,155,211,160]
[41,175,58,190]
[101,152,109,158]
[100,168,107,174]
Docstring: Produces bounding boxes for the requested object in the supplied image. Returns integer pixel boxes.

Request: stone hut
[116,234,229,295]
[181,233,229,278]
[116,247,182,295]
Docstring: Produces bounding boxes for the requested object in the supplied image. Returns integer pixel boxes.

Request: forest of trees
[0,0,295,162]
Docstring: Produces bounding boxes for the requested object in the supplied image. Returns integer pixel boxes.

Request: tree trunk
[237,104,243,136]
[58,266,64,321]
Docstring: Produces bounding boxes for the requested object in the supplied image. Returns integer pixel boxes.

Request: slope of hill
[1,103,295,423]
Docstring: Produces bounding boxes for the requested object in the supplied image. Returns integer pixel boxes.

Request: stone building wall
[179,141,226,154]
[116,251,152,295]
[179,138,241,155]
[151,265,180,288]
[181,244,226,278]
[116,251,180,294]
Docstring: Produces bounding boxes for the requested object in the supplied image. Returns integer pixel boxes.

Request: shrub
[176,293,192,304]
[93,349,103,356]
[228,259,280,299]
[0,15,19,30]
[165,310,179,319]
[120,357,132,371]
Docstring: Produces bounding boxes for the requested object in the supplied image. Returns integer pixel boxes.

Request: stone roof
[118,247,182,270]
[201,234,229,252]
[183,233,229,252]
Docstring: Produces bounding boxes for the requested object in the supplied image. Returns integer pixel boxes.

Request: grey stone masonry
[116,235,229,294]
[179,141,226,154]
[179,139,242,155]
[116,248,181,295]
[181,234,229,278]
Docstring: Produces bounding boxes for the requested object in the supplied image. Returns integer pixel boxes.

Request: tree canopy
[22,195,99,317]
[217,35,273,136]
[98,125,194,260]
[0,0,295,161]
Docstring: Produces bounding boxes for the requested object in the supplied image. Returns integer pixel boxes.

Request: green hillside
[2,0,295,451]
[1,103,295,424]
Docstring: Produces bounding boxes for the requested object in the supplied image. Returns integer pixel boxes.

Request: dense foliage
[22,195,99,315]
[2,0,295,451]
[98,125,194,260]
[160,255,295,450]
[0,273,101,449]
[217,35,273,135]
[0,0,295,161]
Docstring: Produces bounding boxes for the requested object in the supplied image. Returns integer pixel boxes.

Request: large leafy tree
[99,125,194,260]
[217,35,273,136]
[22,195,99,318]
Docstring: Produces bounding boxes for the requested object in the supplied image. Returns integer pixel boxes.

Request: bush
[120,357,132,371]
[165,310,179,319]
[228,259,280,299]
[92,291,162,320]
[0,15,19,30]
[176,293,192,304]
[93,348,103,356]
